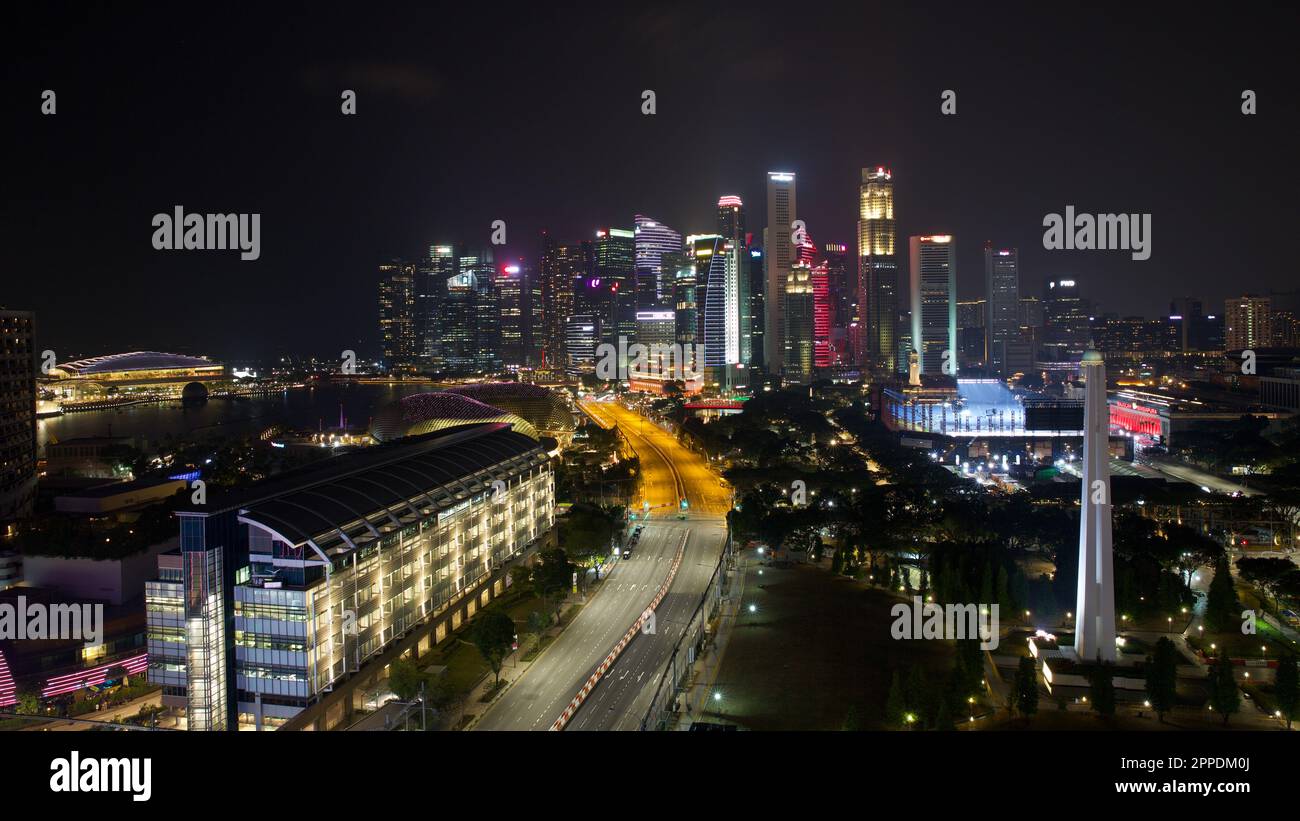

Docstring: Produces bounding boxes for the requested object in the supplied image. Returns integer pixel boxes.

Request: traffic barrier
[550,530,689,730]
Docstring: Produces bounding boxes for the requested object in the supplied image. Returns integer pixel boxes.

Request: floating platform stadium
[882,378,1084,439]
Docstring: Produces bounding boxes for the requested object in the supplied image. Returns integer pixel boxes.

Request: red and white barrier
[550,531,689,731]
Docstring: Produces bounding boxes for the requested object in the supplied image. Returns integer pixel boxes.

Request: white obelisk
[1074,344,1116,662]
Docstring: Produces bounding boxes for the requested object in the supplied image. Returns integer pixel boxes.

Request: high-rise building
[783,263,815,383]
[418,245,458,367]
[539,232,573,368]
[437,248,501,373]
[748,245,765,370]
[858,167,898,371]
[690,234,745,387]
[908,235,957,377]
[634,215,682,312]
[498,262,539,368]
[565,314,600,375]
[673,250,699,350]
[378,261,419,373]
[763,171,796,371]
[716,195,745,245]
[1224,295,1272,350]
[823,243,852,358]
[984,245,1020,376]
[0,309,36,527]
[594,228,636,345]
[1043,278,1091,359]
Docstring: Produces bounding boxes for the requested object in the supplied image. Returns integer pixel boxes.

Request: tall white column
[1074,346,1116,662]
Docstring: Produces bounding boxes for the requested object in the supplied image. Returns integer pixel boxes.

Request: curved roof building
[444,382,575,435]
[369,392,539,443]
[49,351,224,382]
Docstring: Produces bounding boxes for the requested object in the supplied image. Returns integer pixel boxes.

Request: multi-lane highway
[475,399,730,731]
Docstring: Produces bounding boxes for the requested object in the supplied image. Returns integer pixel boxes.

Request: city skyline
[7,5,1299,360]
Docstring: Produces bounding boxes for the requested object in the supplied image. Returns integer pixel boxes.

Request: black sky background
[3,2,1297,363]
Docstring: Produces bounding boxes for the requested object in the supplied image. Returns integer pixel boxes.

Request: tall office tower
[1075,345,1116,663]
[783,263,815,383]
[748,245,765,370]
[908,235,958,377]
[822,243,852,358]
[717,195,746,244]
[565,314,600,375]
[498,263,527,367]
[439,248,501,372]
[1043,278,1091,359]
[984,244,1020,376]
[0,309,37,527]
[419,245,458,367]
[539,231,573,368]
[1019,295,1045,330]
[526,263,544,365]
[378,261,419,373]
[594,227,636,345]
[763,171,796,371]
[957,299,986,369]
[812,262,831,368]
[634,215,682,311]
[565,240,598,317]
[1224,295,1272,350]
[691,234,745,388]
[673,250,699,349]
[857,167,898,371]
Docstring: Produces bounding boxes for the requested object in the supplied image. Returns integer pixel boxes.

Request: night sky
[5,3,1297,362]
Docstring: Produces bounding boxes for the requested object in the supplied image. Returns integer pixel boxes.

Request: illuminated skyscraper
[634,215,682,311]
[984,244,1020,376]
[691,234,745,388]
[594,227,636,345]
[378,260,419,373]
[437,248,500,372]
[858,167,898,371]
[783,263,815,384]
[823,242,851,361]
[908,235,957,376]
[498,261,540,367]
[419,244,458,367]
[717,195,745,245]
[1225,295,1272,350]
[539,232,573,368]
[1043,278,1091,360]
[763,171,796,372]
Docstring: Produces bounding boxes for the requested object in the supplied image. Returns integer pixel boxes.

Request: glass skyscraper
[858,167,897,372]
[984,244,1020,376]
[909,235,957,376]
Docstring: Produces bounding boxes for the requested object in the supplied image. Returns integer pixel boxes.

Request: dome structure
[369,392,539,443]
[49,351,222,378]
[443,383,575,435]
[181,381,209,402]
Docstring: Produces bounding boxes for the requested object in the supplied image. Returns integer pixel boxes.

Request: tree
[934,698,955,731]
[1209,650,1240,726]
[1014,657,1039,720]
[1088,659,1116,717]
[1275,653,1299,730]
[1145,637,1179,722]
[1236,556,1298,613]
[525,609,551,656]
[533,549,576,624]
[1204,553,1238,633]
[468,609,517,686]
[841,703,863,731]
[885,670,907,728]
[830,545,844,575]
[387,658,426,703]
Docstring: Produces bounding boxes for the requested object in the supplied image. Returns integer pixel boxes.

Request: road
[474,521,688,730]
[475,399,730,731]
[1138,456,1260,497]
